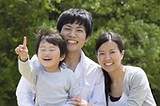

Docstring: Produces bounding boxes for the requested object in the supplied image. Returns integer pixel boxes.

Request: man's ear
[85,36,90,43]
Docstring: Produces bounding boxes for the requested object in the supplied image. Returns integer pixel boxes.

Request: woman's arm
[126,67,156,106]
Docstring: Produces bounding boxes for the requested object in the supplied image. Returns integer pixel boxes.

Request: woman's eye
[99,53,104,55]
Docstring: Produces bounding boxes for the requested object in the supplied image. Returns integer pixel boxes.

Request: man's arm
[88,68,106,106]
[16,76,35,106]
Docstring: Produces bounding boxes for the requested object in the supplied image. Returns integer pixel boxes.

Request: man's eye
[77,30,83,32]
[65,27,70,30]
[77,28,84,32]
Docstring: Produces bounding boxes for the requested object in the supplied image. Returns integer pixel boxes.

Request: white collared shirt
[16,50,106,106]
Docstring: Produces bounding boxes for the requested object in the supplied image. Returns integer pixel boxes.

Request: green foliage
[0,0,56,105]
[0,0,160,105]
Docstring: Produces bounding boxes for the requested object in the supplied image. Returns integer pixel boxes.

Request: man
[16,8,106,106]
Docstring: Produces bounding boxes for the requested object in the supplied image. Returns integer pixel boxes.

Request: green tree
[0,0,57,105]
[0,0,159,105]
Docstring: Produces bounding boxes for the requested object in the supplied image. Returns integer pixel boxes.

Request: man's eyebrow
[77,26,84,28]
[109,49,117,52]
[65,24,71,27]
[64,24,84,28]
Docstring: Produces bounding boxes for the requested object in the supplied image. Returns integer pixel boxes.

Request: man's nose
[69,30,76,37]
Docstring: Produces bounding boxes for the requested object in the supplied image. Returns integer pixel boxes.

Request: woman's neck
[109,65,125,83]
[109,65,125,97]
[64,50,81,71]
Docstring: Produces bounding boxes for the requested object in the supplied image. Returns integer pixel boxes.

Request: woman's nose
[105,54,111,59]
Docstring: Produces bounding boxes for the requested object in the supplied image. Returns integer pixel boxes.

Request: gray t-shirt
[18,59,80,106]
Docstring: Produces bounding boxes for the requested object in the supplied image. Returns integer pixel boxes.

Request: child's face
[60,22,89,53]
[38,40,64,72]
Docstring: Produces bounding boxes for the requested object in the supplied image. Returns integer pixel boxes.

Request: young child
[15,28,80,106]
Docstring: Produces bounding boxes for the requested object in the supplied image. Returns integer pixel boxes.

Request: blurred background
[0,0,160,105]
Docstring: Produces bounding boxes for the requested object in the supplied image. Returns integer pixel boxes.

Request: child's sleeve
[18,57,37,86]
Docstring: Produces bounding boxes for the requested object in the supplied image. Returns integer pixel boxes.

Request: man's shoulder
[82,56,102,76]
[85,56,100,68]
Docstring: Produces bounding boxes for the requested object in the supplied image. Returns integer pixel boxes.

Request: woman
[95,32,156,106]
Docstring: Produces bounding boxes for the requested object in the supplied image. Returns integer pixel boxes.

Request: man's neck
[64,50,81,71]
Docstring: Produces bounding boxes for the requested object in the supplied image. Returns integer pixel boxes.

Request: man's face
[60,22,89,53]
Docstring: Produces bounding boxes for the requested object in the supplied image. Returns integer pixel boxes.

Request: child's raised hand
[15,36,28,61]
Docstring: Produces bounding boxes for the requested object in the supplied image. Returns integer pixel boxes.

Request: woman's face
[97,41,124,73]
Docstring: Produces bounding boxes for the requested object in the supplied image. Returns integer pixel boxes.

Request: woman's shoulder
[124,65,148,85]
[125,66,145,76]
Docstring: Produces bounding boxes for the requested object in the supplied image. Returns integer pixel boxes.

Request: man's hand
[15,36,28,61]
[69,96,92,106]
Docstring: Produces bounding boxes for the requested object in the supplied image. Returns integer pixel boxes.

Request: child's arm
[15,37,36,85]
[15,36,28,61]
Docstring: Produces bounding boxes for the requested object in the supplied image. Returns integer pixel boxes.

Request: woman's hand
[69,96,92,106]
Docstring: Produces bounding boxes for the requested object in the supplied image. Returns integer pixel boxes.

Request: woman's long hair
[102,68,111,106]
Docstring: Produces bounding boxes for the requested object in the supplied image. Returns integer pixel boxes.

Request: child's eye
[41,49,45,51]
[50,49,55,51]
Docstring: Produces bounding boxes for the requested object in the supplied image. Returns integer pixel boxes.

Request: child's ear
[60,54,66,61]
